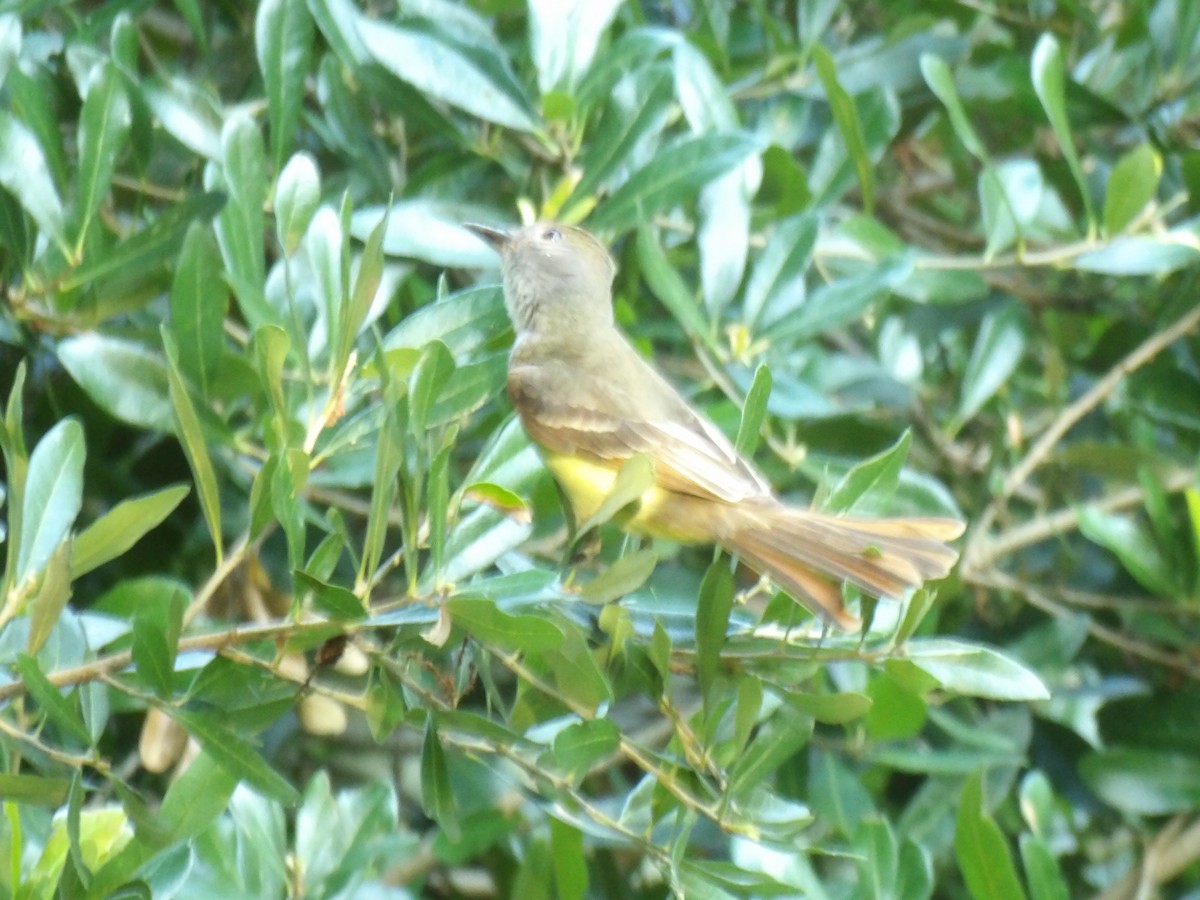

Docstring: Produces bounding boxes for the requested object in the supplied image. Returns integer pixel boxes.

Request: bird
[466,221,964,629]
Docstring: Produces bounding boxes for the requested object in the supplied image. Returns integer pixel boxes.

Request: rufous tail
[720,504,965,630]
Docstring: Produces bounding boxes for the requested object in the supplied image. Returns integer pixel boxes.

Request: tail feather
[720,504,965,630]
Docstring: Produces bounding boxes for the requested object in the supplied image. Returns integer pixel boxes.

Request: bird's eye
[542,227,562,242]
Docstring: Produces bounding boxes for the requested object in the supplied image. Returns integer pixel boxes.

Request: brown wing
[508,343,771,504]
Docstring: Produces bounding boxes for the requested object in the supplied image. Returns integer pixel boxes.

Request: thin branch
[1000,302,1200,501]
[968,465,1196,572]
[975,572,1200,678]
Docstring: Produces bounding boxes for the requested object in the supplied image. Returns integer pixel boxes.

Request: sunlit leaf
[17,418,85,586]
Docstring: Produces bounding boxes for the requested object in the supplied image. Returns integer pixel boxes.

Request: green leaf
[170,709,300,806]
[1020,834,1069,900]
[571,63,674,203]
[421,716,459,839]
[74,62,131,250]
[58,334,173,432]
[59,191,226,294]
[152,751,239,849]
[904,639,1050,701]
[673,40,739,133]
[0,110,68,255]
[762,255,908,342]
[808,749,876,836]
[272,447,309,571]
[365,665,408,741]
[169,223,227,398]
[578,548,658,604]
[728,716,813,796]
[529,0,623,93]
[359,393,403,590]
[357,201,500,268]
[131,583,187,698]
[897,839,934,900]
[337,200,388,376]
[742,213,818,329]
[551,718,620,783]
[954,304,1027,431]
[587,132,762,232]
[382,284,509,357]
[1081,748,1200,815]
[695,559,734,702]
[545,628,612,711]
[734,364,771,458]
[18,418,85,586]
[429,355,508,426]
[697,166,752,319]
[26,541,72,655]
[214,115,269,328]
[826,429,911,514]
[163,329,223,563]
[72,484,190,579]
[920,54,988,159]
[408,340,456,437]
[0,14,20,89]
[446,597,564,652]
[16,653,93,747]
[254,325,291,439]
[1077,506,1177,597]
[813,45,873,212]
[358,17,537,133]
[576,455,655,535]
[1074,235,1200,275]
[955,772,1028,900]
[255,0,314,173]
[1104,144,1161,235]
[142,75,223,159]
[274,152,321,256]
[635,226,719,356]
[295,570,365,621]
[0,774,71,807]
[784,691,873,725]
[548,815,589,900]
[1031,34,1095,230]
[854,818,898,900]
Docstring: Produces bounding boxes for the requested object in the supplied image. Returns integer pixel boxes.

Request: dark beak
[465,223,511,251]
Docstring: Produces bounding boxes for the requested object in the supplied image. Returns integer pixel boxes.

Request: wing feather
[508,357,770,504]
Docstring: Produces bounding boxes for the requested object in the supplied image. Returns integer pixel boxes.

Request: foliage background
[1,0,1199,897]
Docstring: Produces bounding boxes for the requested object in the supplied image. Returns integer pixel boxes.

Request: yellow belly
[543,451,712,543]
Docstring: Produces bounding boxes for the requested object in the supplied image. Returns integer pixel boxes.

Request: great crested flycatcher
[467,221,964,629]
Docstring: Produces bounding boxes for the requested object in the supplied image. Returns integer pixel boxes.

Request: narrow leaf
[1031,34,1095,230]
[16,654,93,746]
[955,772,1028,900]
[255,0,314,173]
[587,132,762,232]
[17,419,85,586]
[162,329,223,563]
[0,110,68,255]
[72,485,189,579]
[813,45,873,212]
[74,62,131,249]
[170,709,300,806]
